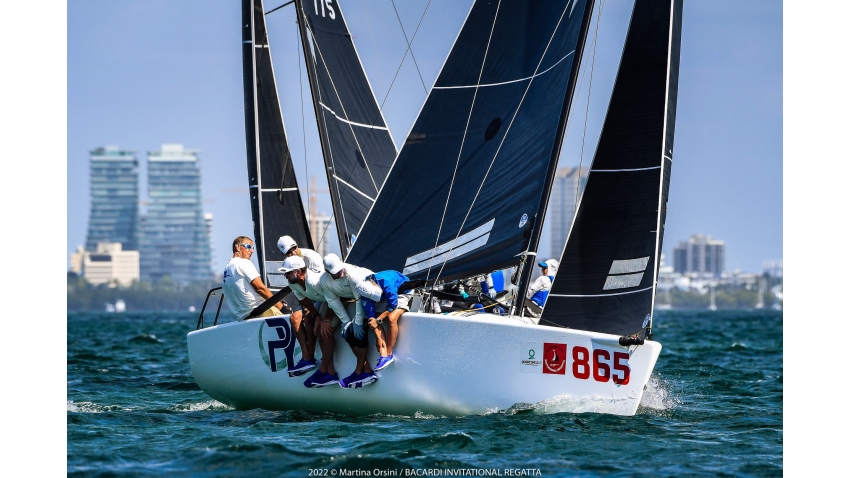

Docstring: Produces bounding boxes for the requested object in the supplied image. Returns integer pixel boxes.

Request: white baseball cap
[356,278,382,302]
[277,235,297,254]
[323,253,344,274]
[278,255,306,273]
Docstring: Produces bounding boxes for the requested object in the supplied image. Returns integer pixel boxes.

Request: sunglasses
[239,243,254,250]
[285,247,298,256]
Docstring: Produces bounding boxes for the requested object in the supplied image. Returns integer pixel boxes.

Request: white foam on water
[67,400,134,413]
[412,410,443,420]
[529,394,635,415]
[493,394,636,416]
[168,400,232,412]
[638,375,680,411]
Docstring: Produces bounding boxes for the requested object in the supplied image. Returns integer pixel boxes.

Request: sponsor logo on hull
[258,318,298,372]
[543,343,567,374]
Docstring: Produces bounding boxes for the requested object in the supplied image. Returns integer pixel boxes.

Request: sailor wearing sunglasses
[222,236,285,321]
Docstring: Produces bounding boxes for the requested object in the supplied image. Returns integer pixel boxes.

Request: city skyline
[67,1,782,274]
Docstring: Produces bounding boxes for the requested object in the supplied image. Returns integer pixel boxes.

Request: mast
[242,0,266,277]
[294,0,348,254]
[514,0,597,315]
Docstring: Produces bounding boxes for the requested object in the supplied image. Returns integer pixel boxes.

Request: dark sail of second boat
[347,0,593,284]
[295,0,397,254]
[541,0,684,336]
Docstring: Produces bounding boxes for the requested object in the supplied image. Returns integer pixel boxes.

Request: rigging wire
[265,0,294,16]
[390,0,429,94]
[360,0,433,151]
[576,0,605,218]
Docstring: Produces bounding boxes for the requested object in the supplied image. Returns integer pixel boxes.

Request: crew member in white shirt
[221,236,285,321]
[320,253,377,389]
[524,259,559,318]
[279,255,339,388]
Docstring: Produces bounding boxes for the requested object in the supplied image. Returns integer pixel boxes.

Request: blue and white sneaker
[307,371,339,388]
[302,369,324,388]
[375,354,395,371]
[339,371,378,389]
[355,371,378,387]
[288,358,317,377]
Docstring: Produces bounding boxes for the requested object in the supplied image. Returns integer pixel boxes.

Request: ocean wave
[129,334,162,344]
[168,400,233,412]
[67,400,134,413]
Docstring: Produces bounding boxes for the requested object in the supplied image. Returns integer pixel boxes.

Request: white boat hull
[187,312,661,416]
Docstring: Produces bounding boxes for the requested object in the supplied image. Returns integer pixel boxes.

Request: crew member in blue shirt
[355,270,413,371]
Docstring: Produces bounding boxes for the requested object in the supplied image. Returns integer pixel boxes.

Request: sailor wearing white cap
[277,235,323,273]
[278,255,338,388]
[319,253,377,389]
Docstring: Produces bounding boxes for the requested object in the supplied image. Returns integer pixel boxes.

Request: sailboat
[189,0,683,417]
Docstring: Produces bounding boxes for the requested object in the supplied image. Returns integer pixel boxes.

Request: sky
[64,0,782,274]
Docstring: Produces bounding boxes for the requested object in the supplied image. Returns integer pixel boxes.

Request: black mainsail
[243,0,313,288]
[540,0,684,336]
[347,0,594,283]
[295,0,398,254]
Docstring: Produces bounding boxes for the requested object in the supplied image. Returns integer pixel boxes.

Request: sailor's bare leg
[385,309,405,356]
[369,317,388,357]
[351,346,372,375]
[289,310,315,360]
[317,331,336,375]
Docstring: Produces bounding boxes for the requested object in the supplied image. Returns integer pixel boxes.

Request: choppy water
[67,309,782,476]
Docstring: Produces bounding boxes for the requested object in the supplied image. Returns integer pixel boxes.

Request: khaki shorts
[373,293,413,316]
[258,306,284,318]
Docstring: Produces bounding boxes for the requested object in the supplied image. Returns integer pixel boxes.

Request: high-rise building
[85,146,140,251]
[140,144,212,284]
[549,166,588,258]
[673,234,725,277]
[78,242,140,287]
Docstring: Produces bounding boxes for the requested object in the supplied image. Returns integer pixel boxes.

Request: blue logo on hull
[258,318,297,372]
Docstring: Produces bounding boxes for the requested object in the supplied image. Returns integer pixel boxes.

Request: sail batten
[540,0,684,336]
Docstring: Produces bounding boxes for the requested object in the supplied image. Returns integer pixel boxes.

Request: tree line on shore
[67,273,224,313]
[67,274,781,313]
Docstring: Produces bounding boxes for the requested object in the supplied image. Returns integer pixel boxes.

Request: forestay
[242,0,313,288]
[347,0,592,283]
[296,0,398,254]
[541,0,684,336]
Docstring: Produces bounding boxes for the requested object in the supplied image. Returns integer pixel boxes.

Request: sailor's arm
[250,277,284,311]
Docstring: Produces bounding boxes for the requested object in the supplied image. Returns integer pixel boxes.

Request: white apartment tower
[549,166,588,258]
